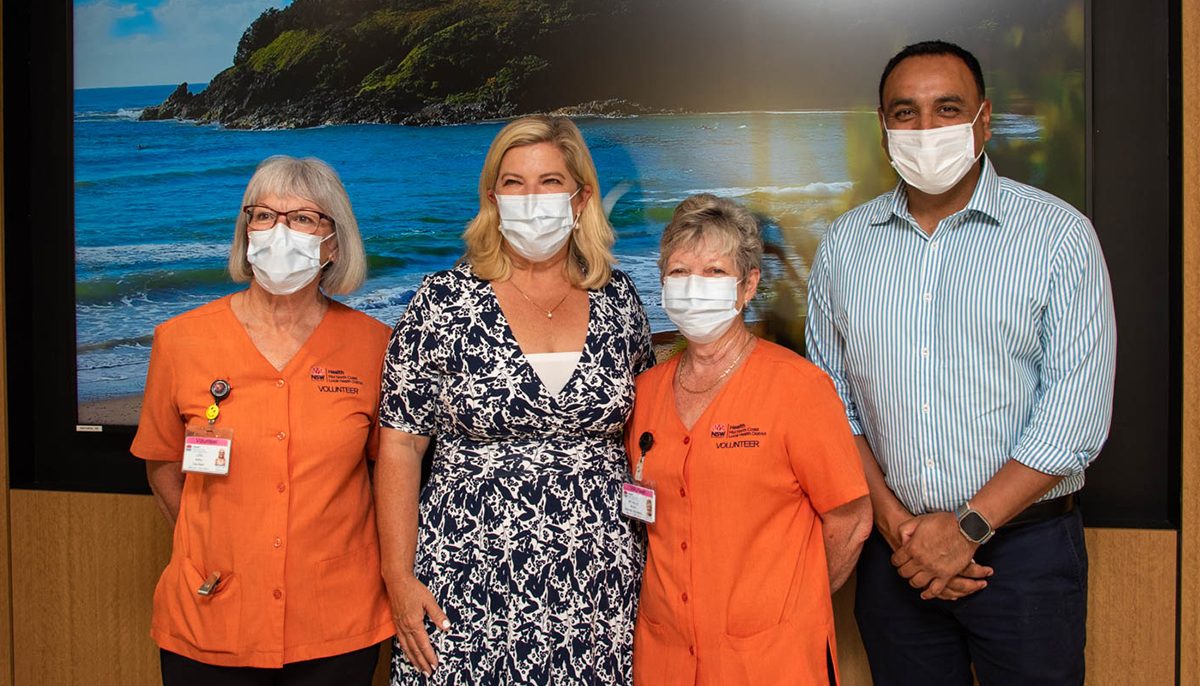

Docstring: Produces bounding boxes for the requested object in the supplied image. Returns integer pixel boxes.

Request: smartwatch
[954,502,994,545]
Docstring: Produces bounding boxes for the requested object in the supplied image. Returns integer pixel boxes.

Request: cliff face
[140,0,660,128]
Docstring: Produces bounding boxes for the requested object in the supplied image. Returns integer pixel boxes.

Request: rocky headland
[140,1,683,129]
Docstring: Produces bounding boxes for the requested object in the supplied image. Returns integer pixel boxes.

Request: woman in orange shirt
[626,194,873,686]
[132,156,393,685]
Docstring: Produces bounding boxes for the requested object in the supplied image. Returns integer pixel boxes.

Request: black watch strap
[954,502,994,544]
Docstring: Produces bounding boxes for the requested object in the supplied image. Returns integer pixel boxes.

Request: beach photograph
[73,0,1086,425]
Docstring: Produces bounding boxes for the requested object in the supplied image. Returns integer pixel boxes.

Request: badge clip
[197,571,222,596]
[207,379,231,425]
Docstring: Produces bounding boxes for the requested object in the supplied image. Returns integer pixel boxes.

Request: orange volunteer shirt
[131,296,394,667]
[625,340,868,686]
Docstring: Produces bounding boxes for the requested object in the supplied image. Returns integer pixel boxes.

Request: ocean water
[74,84,1042,405]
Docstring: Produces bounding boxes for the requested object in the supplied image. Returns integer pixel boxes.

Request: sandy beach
[78,394,143,427]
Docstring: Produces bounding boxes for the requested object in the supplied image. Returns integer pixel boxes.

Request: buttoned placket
[678,431,699,662]
[268,374,292,636]
[912,216,949,511]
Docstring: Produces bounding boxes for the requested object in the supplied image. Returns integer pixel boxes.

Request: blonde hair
[462,116,614,289]
[228,156,367,295]
[658,194,763,279]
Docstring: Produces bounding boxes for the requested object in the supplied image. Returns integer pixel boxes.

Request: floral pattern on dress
[380,262,654,686]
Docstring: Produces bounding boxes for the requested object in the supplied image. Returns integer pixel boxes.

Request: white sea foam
[75,241,230,268]
[991,114,1043,138]
[686,182,853,197]
[643,181,854,204]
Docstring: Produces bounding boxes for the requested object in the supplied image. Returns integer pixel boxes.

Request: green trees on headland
[141,0,648,128]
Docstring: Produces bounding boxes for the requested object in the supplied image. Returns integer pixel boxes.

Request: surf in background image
[74,0,1086,425]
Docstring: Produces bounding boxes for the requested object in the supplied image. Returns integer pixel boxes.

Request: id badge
[621,482,656,524]
[183,426,233,476]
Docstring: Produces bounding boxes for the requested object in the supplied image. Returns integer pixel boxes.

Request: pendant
[547,312,553,319]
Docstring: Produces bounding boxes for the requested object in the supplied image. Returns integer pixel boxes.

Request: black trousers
[160,642,381,686]
[854,508,1088,686]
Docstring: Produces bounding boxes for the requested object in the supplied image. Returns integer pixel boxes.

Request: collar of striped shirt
[869,155,1005,228]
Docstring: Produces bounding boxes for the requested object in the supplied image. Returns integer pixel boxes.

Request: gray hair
[227,156,367,295]
[658,194,763,278]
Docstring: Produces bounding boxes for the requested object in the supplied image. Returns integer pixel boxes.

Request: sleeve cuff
[1010,436,1090,477]
[378,417,433,437]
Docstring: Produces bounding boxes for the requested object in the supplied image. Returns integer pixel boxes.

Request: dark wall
[2,1,1184,528]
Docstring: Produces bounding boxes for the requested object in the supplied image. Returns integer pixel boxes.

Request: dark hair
[878,40,985,107]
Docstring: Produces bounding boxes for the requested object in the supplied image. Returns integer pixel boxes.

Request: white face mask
[661,275,742,344]
[245,223,334,296]
[885,103,985,195]
[496,189,580,262]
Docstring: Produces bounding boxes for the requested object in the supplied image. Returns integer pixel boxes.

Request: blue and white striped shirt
[805,157,1116,515]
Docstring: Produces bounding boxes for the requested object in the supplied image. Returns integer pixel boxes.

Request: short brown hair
[658,194,762,279]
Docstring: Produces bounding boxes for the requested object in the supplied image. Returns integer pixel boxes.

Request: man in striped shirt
[806,40,1115,685]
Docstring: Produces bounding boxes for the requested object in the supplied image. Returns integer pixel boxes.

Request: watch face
[960,511,991,541]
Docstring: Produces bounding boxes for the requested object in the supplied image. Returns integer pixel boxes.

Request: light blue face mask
[661,275,742,344]
[246,223,335,295]
[496,188,581,262]
[884,102,985,194]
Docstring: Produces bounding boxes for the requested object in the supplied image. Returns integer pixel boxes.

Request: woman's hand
[374,428,437,672]
[386,573,451,677]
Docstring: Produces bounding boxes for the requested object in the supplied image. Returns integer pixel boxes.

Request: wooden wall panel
[1084,529,1176,685]
[1180,1,1200,683]
[9,491,170,685]
[5,492,1175,685]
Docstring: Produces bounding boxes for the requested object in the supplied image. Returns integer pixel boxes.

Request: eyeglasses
[243,205,335,233]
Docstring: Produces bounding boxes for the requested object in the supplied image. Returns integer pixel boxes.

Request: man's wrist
[954,501,994,544]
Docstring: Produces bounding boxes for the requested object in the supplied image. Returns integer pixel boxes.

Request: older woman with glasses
[132,155,393,685]
[626,194,872,686]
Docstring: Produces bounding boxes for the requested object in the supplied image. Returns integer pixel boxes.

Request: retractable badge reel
[183,379,234,476]
[622,432,657,524]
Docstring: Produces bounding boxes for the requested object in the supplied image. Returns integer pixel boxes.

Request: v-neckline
[484,277,594,400]
[224,294,334,376]
[667,343,757,434]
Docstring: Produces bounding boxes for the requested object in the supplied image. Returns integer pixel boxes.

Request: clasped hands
[888,512,993,601]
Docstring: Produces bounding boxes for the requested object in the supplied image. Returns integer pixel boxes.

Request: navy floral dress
[380,263,654,685]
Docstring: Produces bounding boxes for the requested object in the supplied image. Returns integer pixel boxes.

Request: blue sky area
[74,0,291,89]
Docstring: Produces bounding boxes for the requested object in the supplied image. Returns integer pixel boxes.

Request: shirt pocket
[316,544,389,641]
[718,615,826,685]
[158,557,241,654]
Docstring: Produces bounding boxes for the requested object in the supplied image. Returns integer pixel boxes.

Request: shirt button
[680,541,688,551]
[276,431,286,441]
[277,483,286,493]
[273,589,282,600]
[923,292,932,303]
[683,436,690,444]
[931,240,939,249]
[679,488,687,498]
[921,347,929,358]
[689,645,696,656]
[681,592,689,603]
[926,458,934,467]
[922,403,930,414]
[273,537,282,548]
[275,379,285,388]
